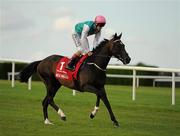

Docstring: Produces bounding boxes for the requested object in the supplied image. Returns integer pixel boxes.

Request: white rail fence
[0,59,32,90]
[0,59,180,105]
[107,65,180,105]
[107,74,180,87]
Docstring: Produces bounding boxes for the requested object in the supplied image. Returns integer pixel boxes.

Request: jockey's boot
[66,54,80,71]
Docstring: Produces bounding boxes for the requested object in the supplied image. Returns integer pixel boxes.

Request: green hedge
[0,62,40,81]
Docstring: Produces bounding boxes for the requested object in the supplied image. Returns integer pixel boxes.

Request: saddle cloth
[55,54,88,81]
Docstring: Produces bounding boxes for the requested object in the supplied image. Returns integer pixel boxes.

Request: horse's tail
[19,61,41,83]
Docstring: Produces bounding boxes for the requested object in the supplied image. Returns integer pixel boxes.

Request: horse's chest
[79,68,106,87]
[92,73,106,84]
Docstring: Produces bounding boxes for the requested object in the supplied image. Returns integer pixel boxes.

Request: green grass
[0,80,180,136]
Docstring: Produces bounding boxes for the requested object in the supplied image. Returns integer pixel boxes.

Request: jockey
[66,15,106,70]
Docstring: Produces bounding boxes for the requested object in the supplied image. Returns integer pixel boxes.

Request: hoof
[61,116,66,121]
[90,113,95,119]
[113,121,120,128]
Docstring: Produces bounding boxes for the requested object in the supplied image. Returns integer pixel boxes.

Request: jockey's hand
[87,51,93,56]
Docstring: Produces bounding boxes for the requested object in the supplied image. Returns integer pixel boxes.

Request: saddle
[55,54,88,81]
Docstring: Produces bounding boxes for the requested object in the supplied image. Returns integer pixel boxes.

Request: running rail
[107,65,180,105]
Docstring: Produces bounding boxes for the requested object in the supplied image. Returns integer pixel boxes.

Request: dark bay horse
[19,33,131,127]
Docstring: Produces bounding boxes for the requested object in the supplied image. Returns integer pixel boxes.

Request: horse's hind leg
[42,94,53,125]
[43,77,66,124]
[42,76,66,125]
[49,84,66,121]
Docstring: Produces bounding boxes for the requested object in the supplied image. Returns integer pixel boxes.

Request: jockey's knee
[76,50,82,56]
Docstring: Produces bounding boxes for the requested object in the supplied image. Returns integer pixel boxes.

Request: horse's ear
[119,33,122,39]
[114,33,117,38]
[104,38,109,42]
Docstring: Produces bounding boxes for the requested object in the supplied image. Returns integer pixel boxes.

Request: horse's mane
[92,39,108,54]
[92,34,116,54]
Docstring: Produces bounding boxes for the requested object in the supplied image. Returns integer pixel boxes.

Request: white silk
[80,24,90,54]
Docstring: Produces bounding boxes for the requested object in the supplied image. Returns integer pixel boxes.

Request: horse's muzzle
[123,57,131,65]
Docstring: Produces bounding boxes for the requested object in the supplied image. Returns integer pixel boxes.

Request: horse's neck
[92,46,111,70]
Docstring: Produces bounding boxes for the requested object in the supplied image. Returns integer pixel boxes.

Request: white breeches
[72,32,90,55]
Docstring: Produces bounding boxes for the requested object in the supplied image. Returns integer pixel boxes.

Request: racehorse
[19,33,131,127]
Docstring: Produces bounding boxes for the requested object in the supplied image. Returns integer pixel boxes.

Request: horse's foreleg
[83,85,119,127]
[90,95,100,119]
[100,91,119,127]
[82,85,101,119]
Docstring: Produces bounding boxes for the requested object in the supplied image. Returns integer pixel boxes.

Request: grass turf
[0,80,180,136]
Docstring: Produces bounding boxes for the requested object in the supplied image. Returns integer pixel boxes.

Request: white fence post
[28,77,32,90]
[136,77,139,87]
[172,72,175,105]
[132,69,136,101]
[11,61,15,88]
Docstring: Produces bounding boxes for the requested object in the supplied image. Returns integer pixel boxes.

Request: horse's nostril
[125,57,131,64]
[128,57,131,62]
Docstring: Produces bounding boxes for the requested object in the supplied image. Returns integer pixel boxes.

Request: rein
[85,39,121,71]
[87,63,106,71]
[91,54,117,59]
[93,54,111,58]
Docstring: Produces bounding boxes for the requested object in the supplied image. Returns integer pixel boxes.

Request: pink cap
[95,15,106,25]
